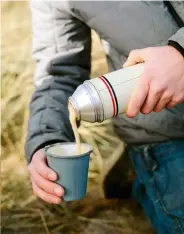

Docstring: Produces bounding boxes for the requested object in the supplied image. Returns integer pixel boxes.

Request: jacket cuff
[168,28,184,57]
[25,132,71,164]
[168,40,184,57]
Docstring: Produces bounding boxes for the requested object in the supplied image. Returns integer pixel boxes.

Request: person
[26,1,184,233]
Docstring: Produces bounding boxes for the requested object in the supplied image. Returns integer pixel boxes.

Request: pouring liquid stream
[68,103,81,154]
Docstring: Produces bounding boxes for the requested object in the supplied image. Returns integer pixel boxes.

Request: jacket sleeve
[25,1,91,163]
[168,27,184,56]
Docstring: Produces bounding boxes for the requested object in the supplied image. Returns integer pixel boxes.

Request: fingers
[166,100,178,108]
[166,94,184,108]
[31,166,64,197]
[153,92,173,112]
[123,48,150,68]
[124,46,184,115]
[28,149,64,204]
[31,178,61,204]
[141,86,164,114]
[126,74,149,117]
[32,150,57,181]
[123,50,144,67]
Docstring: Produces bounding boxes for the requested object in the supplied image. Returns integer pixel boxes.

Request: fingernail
[48,172,56,180]
[54,187,63,196]
[56,198,61,204]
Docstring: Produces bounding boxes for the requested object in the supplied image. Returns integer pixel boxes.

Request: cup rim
[45,142,92,159]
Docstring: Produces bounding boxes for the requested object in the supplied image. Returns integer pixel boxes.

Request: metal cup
[45,143,92,201]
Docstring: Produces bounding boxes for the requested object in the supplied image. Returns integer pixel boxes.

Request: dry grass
[1,2,153,234]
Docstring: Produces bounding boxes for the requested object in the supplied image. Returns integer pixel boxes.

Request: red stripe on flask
[99,76,116,117]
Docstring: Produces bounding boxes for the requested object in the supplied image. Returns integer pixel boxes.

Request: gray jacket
[25,1,184,163]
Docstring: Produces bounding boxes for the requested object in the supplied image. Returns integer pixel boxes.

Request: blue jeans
[128,139,184,234]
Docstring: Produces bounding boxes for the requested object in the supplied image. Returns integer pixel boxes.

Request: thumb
[123,48,150,68]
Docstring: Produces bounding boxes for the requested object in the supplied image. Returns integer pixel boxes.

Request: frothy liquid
[68,103,81,154]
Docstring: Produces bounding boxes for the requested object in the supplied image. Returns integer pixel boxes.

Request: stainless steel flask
[69,63,144,123]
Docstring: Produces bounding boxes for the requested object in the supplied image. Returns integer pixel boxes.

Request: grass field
[1,2,153,234]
